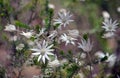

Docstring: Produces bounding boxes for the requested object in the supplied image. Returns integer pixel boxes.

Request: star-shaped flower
[60,33,77,45]
[30,40,54,64]
[20,31,34,38]
[4,24,16,32]
[36,28,46,37]
[102,19,119,32]
[78,38,93,52]
[53,11,74,29]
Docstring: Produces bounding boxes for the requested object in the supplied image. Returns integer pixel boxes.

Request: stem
[28,0,38,25]
[17,68,22,78]
[87,52,92,78]
[45,0,49,14]
[47,11,53,34]
[53,46,62,51]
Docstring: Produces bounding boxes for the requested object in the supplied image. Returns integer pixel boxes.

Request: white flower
[60,59,68,64]
[48,30,58,39]
[77,73,85,78]
[16,43,25,50]
[53,11,74,29]
[67,29,79,38]
[20,31,33,38]
[95,51,116,67]
[9,35,17,41]
[48,55,60,67]
[36,28,46,37]
[60,33,77,45]
[117,7,120,12]
[27,40,35,46]
[102,32,115,38]
[106,54,116,67]
[102,11,110,19]
[60,8,66,13]
[73,57,83,66]
[48,4,55,9]
[78,38,93,52]
[4,24,16,32]
[85,65,94,71]
[102,19,119,32]
[95,51,109,58]
[30,40,54,64]
[80,53,86,59]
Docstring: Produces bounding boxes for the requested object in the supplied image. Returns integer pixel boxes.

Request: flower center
[40,48,45,55]
[108,26,112,30]
[62,18,67,23]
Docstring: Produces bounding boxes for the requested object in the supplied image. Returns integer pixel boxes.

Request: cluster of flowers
[4,7,119,78]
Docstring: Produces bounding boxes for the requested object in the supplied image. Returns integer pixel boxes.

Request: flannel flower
[60,33,77,45]
[48,55,60,67]
[20,31,34,38]
[30,40,54,64]
[4,24,16,32]
[36,28,46,38]
[53,11,74,29]
[67,29,79,38]
[102,19,119,38]
[48,30,58,40]
[95,51,116,67]
[78,38,93,52]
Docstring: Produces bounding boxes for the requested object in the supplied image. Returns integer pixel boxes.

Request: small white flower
[48,55,60,67]
[85,65,94,71]
[53,11,74,29]
[16,43,25,50]
[30,40,54,64]
[77,72,85,78]
[60,33,77,45]
[20,31,33,38]
[4,24,16,32]
[27,40,35,46]
[95,51,116,67]
[92,74,97,78]
[48,4,55,9]
[80,53,86,59]
[117,7,120,12]
[67,29,79,38]
[73,57,84,66]
[106,54,116,67]
[102,19,119,32]
[48,30,58,39]
[9,35,17,41]
[60,59,68,64]
[102,11,110,19]
[60,8,66,13]
[95,51,109,58]
[78,38,93,52]
[102,32,115,38]
[36,28,46,37]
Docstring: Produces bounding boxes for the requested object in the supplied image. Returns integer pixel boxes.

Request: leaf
[0,25,3,30]
[60,51,64,55]
[15,21,30,29]
[2,33,8,41]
